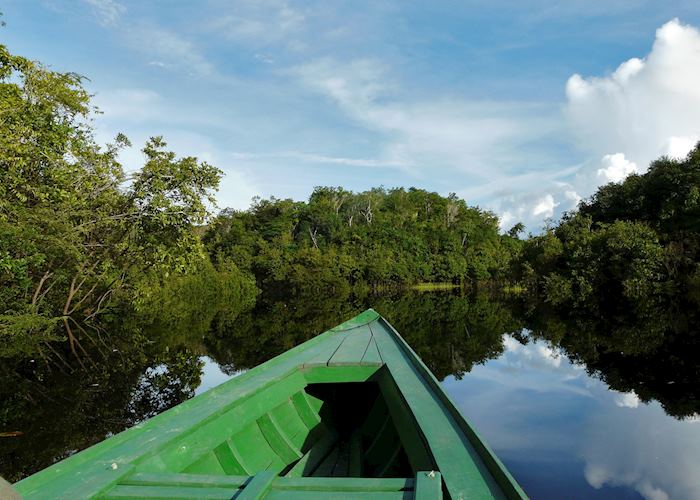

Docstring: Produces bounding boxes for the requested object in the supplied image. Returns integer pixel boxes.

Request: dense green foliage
[204,188,522,294]
[517,144,700,313]
[0,43,256,360]
[2,36,699,484]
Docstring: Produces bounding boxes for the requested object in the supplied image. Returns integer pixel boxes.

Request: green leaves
[0,44,232,358]
[204,187,518,294]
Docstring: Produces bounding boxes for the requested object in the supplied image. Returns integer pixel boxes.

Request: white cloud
[502,335,564,370]
[581,401,700,500]
[496,19,700,232]
[292,58,558,179]
[596,153,638,183]
[614,391,641,408]
[210,0,306,49]
[566,18,700,170]
[665,135,700,159]
[532,193,558,218]
[83,0,125,26]
[564,189,582,207]
[495,185,579,231]
[126,25,214,77]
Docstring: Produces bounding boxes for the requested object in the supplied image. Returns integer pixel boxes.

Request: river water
[1,290,698,498]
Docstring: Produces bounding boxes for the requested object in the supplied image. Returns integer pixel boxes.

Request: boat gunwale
[13,308,528,499]
[13,311,381,496]
[376,314,528,499]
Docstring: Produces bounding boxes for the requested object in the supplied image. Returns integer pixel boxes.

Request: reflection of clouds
[581,402,700,500]
[194,357,243,395]
[465,334,593,399]
[442,332,700,499]
[685,414,700,424]
[613,391,640,408]
[502,335,562,368]
[585,463,669,500]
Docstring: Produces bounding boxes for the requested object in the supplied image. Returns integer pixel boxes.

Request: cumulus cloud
[566,18,700,170]
[532,193,558,218]
[499,19,700,232]
[502,335,564,370]
[596,153,638,183]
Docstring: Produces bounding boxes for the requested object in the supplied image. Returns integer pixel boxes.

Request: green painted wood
[290,391,321,431]
[274,477,414,491]
[363,414,394,463]
[213,441,248,476]
[413,471,442,500]
[137,370,308,473]
[372,316,525,499]
[230,420,281,474]
[375,367,435,473]
[311,442,340,477]
[264,491,409,500]
[14,308,526,500]
[328,325,374,366]
[285,430,338,477]
[15,312,367,499]
[120,472,248,488]
[382,314,527,499]
[228,439,253,475]
[376,441,403,478]
[265,491,410,500]
[301,335,347,367]
[237,471,276,500]
[103,484,238,500]
[182,451,225,475]
[361,338,383,365]
[257,413,303,465]
[269,399,310,451]
[348,431,363,477]
[360,396,389,438]
[301,365,381,384]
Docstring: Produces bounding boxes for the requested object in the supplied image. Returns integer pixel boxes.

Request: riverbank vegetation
[203,187,522,296]
[516,145,700,315]
[0,44,256,361]
[3,41,700,365]
[2,38,700,483]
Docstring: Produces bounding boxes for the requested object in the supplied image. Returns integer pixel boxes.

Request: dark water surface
[1,291,698,499]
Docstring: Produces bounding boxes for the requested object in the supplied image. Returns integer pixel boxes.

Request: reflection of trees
[522,297,700,419]
[204,291,361,374]
[205,290,521,381]
[4,286,697,482]
[0,322,205,482]
[373,292,522,380]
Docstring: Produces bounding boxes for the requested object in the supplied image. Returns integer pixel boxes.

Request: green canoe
[13,309,527,499]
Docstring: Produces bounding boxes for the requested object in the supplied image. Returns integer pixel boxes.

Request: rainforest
[2,42,700,499]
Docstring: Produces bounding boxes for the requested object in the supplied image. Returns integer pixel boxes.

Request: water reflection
[1,290,698,499]
[441,333,700,499]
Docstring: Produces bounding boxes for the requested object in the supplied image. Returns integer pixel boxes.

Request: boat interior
[134,366,436,480]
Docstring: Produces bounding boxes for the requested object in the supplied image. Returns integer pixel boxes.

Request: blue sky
[4,1,700,230]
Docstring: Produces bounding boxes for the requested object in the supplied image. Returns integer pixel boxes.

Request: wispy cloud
[229,150,410,169]
[206,0,307,52]
[82,0,125,26]
[291,58,560,181]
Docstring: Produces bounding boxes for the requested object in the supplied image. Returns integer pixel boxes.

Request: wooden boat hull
[13,309,527,499]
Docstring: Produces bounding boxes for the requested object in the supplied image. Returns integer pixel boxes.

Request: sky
[3,1,700,231]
